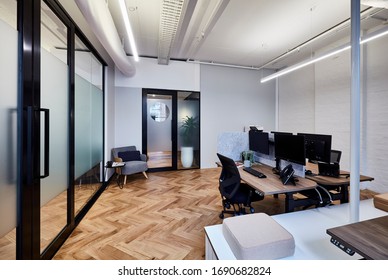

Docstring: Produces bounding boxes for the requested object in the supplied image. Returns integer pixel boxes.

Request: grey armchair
[111,146,148,185]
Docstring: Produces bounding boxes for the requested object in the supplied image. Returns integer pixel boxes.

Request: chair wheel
[224,202,231,209]
[250,207,255,213]
[219,213,224,219]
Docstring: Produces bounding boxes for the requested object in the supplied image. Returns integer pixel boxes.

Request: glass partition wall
[40,0,69,253]
[0,0,106,259]
[74,35,104,214]
[0,0,17,260]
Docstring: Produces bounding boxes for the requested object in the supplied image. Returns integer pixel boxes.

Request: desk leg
[284,193,295,213]
[340,185,349,203]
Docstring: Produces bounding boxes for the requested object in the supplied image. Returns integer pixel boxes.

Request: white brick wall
[278,36,388,194]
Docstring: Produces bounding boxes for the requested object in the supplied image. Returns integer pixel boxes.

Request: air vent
[158,0,185,65]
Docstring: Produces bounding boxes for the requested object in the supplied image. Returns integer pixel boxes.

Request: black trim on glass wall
[16,0,108,260]
[41,0,108,260]
[17,0,42,260]
[142,88,178,172]
[39,0,74,259]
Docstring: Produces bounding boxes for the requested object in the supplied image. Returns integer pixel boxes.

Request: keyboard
[243,167,267,178]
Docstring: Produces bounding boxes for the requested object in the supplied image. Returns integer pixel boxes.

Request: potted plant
[180,115,199,168]
[242,150,254,167]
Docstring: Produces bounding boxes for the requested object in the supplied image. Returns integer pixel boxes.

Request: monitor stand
[273,158,281,175]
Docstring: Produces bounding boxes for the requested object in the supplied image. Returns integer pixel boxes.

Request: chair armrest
[114,157,123,162]
[140,154,147,162]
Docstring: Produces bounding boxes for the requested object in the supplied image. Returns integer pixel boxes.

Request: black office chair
[217,153,264,219]
[330,150,342,164]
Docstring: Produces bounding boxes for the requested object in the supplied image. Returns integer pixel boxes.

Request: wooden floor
[0,167,376,260]
[53,168,376,260]
[53,168,221,260]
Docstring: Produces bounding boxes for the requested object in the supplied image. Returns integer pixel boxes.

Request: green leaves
[181,116,199,146]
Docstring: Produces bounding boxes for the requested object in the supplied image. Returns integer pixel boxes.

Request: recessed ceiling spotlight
[128,6,137,12]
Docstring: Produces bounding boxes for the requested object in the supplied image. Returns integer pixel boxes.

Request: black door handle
[40,108,50,178]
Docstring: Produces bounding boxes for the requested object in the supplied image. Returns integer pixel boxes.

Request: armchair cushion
[118,150,141,162]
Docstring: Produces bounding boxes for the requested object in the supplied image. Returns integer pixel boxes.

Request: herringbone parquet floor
[53,168,224,260]
[0,167,376,260]
[53,168,376,260]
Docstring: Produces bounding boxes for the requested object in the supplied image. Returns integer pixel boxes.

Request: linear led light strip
[118,0,139,61]
[260,25,388,83]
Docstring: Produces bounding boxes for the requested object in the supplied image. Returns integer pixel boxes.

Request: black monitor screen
[297,133,332,163]
[274,134,306,165]
[271,131,293,135]
[249,131,269,155]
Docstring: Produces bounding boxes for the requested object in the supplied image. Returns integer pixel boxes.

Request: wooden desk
[327,216,388,259]
[305,162,374,203]
[238,164,317,212]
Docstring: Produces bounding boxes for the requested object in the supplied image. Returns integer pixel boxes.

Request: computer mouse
[305,170,312,175]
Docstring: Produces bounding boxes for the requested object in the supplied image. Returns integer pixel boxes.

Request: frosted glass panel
[75,75,103,177]
[40,48,69,205]
[40,1,69,252]
[0,1,17,260]
[75,74,93,178]
[74,35,103,214]
[92,86,103,165]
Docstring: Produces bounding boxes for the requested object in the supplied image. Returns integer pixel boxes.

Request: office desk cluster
[237,162,374,213]
[211,161,382,259]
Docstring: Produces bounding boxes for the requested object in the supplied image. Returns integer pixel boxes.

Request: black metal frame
[142,88,201,172]
[142,88,178,172]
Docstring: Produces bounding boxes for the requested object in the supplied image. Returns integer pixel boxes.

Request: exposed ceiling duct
[75,0,136,77]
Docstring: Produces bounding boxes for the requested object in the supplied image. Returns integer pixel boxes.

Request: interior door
[39,0,69,254]
[143,89,177,171]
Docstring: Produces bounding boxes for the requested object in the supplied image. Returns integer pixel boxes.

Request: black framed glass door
[143,89,177,171]
[142,89,200,171]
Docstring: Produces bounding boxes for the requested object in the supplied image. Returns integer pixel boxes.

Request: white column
[349,0,361,223]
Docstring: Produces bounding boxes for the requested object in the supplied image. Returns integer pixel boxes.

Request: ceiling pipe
[75,0,136,77]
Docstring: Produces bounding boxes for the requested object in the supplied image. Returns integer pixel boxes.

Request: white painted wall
[115,57,200,91]
[277,36,388,194]
[115,87,143,150]
[200,65,276,168]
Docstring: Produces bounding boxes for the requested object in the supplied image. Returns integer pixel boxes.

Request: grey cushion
[118,150,141,161]
[222,213,295,260]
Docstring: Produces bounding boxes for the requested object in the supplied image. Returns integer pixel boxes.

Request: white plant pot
[181,146,194,168]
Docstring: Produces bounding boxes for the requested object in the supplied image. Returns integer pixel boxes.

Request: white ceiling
[105,0,388,70]
[3,0,388,73]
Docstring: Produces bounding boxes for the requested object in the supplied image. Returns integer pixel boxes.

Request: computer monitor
[274,134,306,166]
[249,131,269,155]
[270,131,293,135]
[297,133,332,163]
